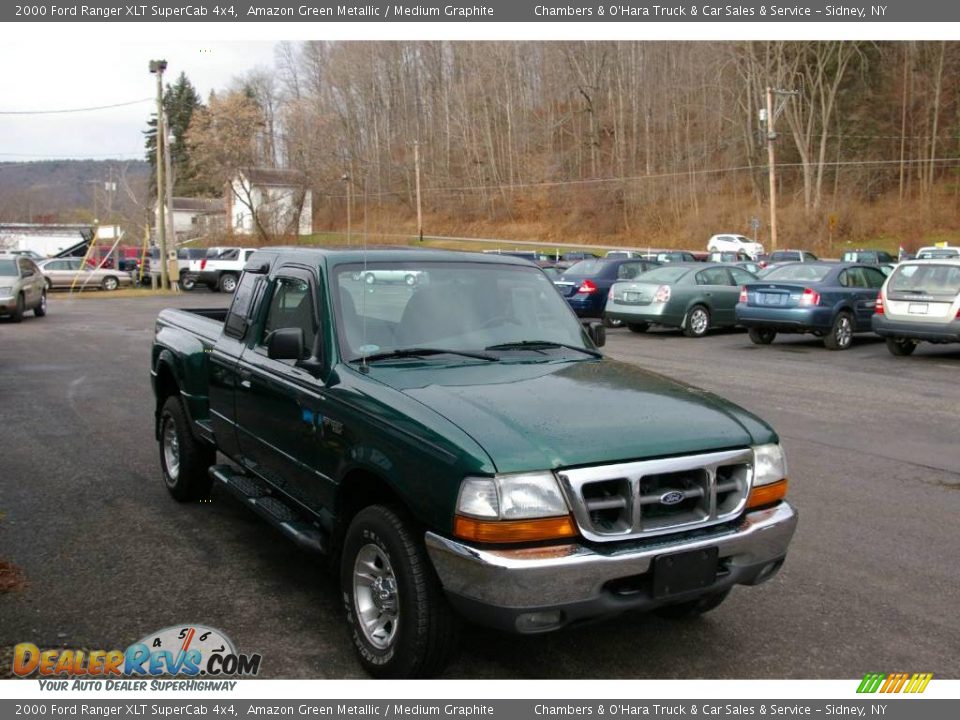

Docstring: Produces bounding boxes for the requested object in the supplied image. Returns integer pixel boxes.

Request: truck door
[235,268,331,510]
[209,271,265,461]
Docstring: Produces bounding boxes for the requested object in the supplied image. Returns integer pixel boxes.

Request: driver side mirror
[266,327,304,361]
[585,321,606,348]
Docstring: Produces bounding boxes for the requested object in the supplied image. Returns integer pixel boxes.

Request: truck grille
[557,448,753,542]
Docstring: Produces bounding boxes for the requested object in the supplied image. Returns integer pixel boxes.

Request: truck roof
[252,246,537,268]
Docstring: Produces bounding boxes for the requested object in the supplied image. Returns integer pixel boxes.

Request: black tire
[34,291,47,318]
[823,312,854,351]
[218,273,239,293]
[885,337,917,356]
[682,305,710,338]
[627,322,649,333]
[179,275,197,292]
[10,294,25,323]
[158,395,215,502]
[101,275,119,291]
[341,505,459,678]
[748,327,776,345]
[655,589,731,620]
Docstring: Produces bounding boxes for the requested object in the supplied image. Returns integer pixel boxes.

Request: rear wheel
[824,312,854,351]
[748,327,776,345]
[159,396,214,501]
[341,505,459,678]
[683,305,710,338]
[885,337,917,356]
[179,275,197,291]
[101,276,119,291]
[656,589,731,620]
[218,273,238,293]
[627,322,649,334]
[34,291,47,317]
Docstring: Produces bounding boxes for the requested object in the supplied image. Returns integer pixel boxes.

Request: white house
[226,168,312,237]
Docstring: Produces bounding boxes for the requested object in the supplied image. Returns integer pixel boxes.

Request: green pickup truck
[151,247,797,678]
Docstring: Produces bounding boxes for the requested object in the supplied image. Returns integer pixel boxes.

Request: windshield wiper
[354,347,498,363]
[484,340,602,358]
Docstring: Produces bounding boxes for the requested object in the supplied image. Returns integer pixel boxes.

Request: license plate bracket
[652,547,719,599]
[908,303,928,315]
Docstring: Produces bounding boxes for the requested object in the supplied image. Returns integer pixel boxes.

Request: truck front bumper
[425,501,797,633]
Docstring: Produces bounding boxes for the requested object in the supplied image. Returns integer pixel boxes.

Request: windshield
[334,262,590,362]
[762,264,832,282]
[0,259,17,276]
[917,249,959,259]
[889,264,960,296]
[564,259,609,277]
[632,265,689,283]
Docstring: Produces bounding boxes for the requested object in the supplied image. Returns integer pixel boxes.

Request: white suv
[707,234,764,260]
[872,259,960,356]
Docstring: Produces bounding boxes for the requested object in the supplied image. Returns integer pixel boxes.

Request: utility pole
[414,140,423,242]
[150,59,169,291]
[765,86,779,252]
[342,173,352,245]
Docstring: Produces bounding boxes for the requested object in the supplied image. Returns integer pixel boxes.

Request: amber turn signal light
[453,514,579,543]
[746,479,788,510]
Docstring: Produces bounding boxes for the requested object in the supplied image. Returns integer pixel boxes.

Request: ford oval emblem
[660,490,685,506]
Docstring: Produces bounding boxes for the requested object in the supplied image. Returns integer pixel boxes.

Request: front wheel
[218,273,238,293]
[10,294,24,323]
[159,396,214,501]
[179,275,197,291]
[824,312,854,351]
[885,337,917,356]
[748,327,776,345]
[34,291,47,317]
[683,305,710,338]
[101,276,119,291]
[341,505,459,678]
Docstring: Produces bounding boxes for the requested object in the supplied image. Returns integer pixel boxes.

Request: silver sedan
[37,258,134,291]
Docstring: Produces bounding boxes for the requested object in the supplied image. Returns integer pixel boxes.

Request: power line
[0,98,152,115]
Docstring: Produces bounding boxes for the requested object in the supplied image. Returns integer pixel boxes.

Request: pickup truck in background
[181,246,258,292]
[151,247,797,678]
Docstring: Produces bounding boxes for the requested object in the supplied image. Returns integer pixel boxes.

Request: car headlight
[454,472,577,543]
[748,443,789,509]
[0,286,12,296]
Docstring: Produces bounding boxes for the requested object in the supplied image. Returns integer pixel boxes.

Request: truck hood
[367,358,775,473]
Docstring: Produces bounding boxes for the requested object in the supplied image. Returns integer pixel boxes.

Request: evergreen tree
[143,72,208,195]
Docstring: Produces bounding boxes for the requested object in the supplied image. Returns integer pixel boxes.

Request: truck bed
[156,307,228,344]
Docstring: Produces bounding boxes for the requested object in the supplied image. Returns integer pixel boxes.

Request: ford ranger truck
[151,247,797,678]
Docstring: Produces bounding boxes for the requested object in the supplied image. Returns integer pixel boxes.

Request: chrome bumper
[425,502,797,632]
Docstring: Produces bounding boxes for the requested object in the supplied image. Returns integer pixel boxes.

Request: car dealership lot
[1,295,958,678]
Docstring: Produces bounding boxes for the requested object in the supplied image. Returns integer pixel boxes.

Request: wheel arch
[333,468,409,555]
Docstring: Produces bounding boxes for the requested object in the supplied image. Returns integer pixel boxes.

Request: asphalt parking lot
[2,293,959,679]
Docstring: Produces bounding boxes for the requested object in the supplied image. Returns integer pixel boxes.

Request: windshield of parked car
[334,261,590,362]
[629,265,688,284]
[762,264,832,282]
[0,259,17,276]
[889,264,960,297]
[564,259,610,276]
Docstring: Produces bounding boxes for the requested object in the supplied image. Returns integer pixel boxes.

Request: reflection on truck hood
[367,358,775,473]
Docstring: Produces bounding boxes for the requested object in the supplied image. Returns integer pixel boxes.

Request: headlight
[457,472,569,519]
[0,286,12,295]
[748,443,789,510]
[454,472,576,543]
[753,443,787,486]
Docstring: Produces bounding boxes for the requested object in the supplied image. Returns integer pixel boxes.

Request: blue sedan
[735,262,887,350]
[554,258,660,321]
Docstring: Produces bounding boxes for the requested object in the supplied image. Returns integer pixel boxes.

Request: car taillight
[200,258,207,270]
[739,286,748,303]
[577,279,597,294]
[607,287,615,300]
[799,288,820,306]
[653,285,671,303]
[875,292,884,315]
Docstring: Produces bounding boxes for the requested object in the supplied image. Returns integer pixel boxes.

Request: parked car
[8,249,46,261]
[144,246,209,287]
[0,254,47,321]
[353,269,425,286]
[735,261,763,275]
[606,263,758,337]
[767,249,819,264]
[555,251,600,271]
[648,250,698,263]
[554,257,660,321]
[604,249,642,259]
[841,249,895,264]
[37,257,133,291]
[915,246,960,260]
[152,247,797,678]
[736,262,887,350]
[707,234,764,260]
[872,259,960,356]
[183,247,258,293]
[709,250,751,263]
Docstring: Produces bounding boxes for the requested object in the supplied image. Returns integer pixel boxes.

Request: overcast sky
[0,41,278,162]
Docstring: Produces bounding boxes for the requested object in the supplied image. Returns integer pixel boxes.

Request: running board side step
[209,464,328,555]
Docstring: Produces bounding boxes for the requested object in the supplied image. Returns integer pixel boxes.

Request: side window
[262,276,317,357]
[224,273,262,339]
[838,270,850,287]
[617,262,641,280]
[862,268,886,289]
[18,259,32,276]
[729,268,754,285]
[697,268,729,285]
[803,252,818,262]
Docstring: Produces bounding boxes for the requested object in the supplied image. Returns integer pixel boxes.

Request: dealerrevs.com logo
[13,625,261,690]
